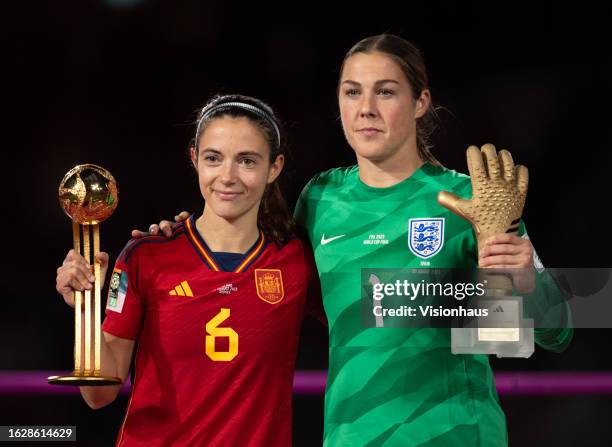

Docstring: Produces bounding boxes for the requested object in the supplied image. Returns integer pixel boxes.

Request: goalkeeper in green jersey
[292,34,571,447]
[142,34,571,447]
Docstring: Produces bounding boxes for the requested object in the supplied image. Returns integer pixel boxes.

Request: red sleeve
[102,242,145,340]
[303,243,327,326]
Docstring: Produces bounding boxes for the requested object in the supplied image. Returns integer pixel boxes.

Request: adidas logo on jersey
[217,283,238,295]
[169,281,194,297]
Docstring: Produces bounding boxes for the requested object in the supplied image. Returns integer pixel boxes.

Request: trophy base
[48,375,122,386]
[451,295,534,358]
[451,326,535,358]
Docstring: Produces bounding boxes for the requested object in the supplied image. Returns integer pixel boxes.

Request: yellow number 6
[205,308,238,361]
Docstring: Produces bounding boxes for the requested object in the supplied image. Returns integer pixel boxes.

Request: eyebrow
[201,148,264,158]
[341,79,400,87]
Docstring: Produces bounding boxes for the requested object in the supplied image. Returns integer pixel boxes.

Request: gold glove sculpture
[438,143,528,251]
[438,144,533,356]
[439,143,528,293]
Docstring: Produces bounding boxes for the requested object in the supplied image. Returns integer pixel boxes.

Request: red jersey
[102,216,321,446]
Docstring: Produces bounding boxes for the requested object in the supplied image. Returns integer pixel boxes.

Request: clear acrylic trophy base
[451,326,534,358]
[451,295,535,358]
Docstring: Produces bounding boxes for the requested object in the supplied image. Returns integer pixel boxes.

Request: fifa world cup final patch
[107,268,128,313]
[254,269,284,304]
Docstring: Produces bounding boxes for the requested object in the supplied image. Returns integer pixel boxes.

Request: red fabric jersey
[102,216,321,446]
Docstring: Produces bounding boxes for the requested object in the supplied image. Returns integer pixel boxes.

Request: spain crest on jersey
[254,269,284,304]
[408,218,445,259]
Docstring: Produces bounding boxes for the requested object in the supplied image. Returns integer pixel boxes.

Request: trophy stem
[73,222,82,376]
[83,225,92,375]
[478,270,513,295]
[50,222,121,386]
[93,224,101,377]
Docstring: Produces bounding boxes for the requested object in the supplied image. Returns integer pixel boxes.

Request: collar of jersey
[185,215,267,273]
[353,161,436,193]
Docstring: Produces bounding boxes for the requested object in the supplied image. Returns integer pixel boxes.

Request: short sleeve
[102,243,145,340]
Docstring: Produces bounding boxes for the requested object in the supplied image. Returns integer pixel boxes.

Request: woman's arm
[56,249,136,409]
[80,332,135,409]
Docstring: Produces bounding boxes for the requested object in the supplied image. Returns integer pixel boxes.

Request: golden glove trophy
[438,144,534,358]
[48,164,123,385]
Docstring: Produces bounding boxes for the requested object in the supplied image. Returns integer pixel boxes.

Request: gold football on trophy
[58,164,119,225]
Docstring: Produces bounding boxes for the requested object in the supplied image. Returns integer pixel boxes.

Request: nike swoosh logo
[321,234,345,245]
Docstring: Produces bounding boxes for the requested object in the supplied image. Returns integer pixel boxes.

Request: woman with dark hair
[55,94,321,446]
[144,35,571,446]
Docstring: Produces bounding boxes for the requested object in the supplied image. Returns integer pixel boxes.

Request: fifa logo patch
[254,269,284,304]
[107,268,128,313]
[408,218,445,259]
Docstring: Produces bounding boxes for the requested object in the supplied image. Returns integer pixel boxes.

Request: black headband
[195,101,281,149]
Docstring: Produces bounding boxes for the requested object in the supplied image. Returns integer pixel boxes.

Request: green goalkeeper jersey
[295,162,571,447]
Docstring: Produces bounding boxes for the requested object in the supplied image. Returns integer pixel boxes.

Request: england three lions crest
[255,269,284,304]
[408,218,445,259]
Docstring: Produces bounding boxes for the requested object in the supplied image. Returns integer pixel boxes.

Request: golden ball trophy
[48,164,123,385]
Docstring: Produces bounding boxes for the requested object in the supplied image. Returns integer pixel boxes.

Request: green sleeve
[519,221,574,353]
[530,269,574,353]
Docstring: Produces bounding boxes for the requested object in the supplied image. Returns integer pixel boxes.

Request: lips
[213,190,242,200]
[357,128,383,137]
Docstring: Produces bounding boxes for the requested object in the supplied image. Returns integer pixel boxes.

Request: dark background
[1,1,611,445]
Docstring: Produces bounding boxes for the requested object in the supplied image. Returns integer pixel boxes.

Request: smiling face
[191,116,284,224]
[338,51,430,164]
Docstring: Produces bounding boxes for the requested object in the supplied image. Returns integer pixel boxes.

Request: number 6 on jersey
[205,308,239,361]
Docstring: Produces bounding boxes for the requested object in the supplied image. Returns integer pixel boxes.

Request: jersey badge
[107,268,128,313]
[408,218,445,259]
[521,232,545,273]
[254,269,284,304]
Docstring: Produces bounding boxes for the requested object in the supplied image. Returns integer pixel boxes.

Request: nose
[219,160,237,185]
[359,91,378,119]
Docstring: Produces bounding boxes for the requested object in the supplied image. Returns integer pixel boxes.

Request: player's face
[192,116,283,223]
[338,51,430,163]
